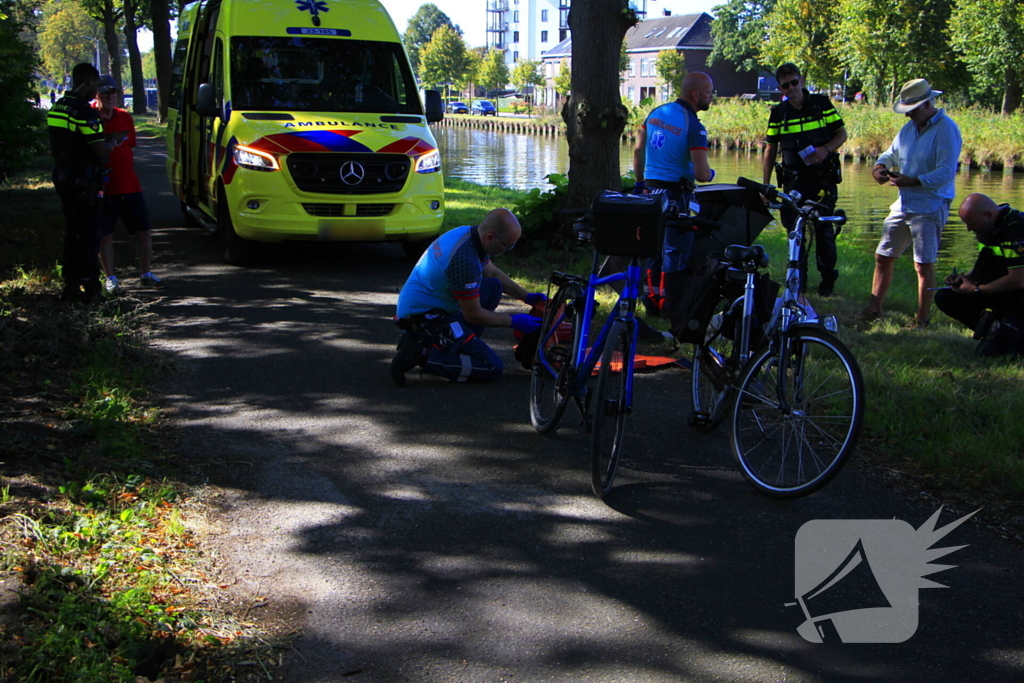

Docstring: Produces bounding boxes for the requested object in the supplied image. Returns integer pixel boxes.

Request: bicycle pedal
[687,410,711,428]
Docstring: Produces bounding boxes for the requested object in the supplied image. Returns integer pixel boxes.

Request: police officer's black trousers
[57,187,102,297]
[780,181,839,289]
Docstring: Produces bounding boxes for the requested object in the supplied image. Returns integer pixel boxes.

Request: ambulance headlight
[234,145,279,172]
[415,150,440,174]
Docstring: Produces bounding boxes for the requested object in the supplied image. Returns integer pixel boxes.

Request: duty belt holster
[395,309,461,350]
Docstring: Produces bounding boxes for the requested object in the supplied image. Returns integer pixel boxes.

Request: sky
[137,1,720,54]
[379,0,721,48]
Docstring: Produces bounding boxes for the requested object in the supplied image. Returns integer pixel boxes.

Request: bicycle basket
[591,191,667,258]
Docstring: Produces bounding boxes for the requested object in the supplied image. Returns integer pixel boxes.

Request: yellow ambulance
[166,0,445,265]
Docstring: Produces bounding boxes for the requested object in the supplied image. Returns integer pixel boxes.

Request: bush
[512,173,569,251]
[0,5,46,184]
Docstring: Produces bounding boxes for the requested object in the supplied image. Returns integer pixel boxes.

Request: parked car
[471,100,496,116]
[448,101,469,114]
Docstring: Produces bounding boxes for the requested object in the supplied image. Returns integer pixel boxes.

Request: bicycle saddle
[724,244,768,267]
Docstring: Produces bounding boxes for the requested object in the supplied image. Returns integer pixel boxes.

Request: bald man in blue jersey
[391,209,545,386]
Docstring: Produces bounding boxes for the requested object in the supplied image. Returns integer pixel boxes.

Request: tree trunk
[101,0,123,94]
[149,0,173,123]
[1002,68,1021,116]
[123,0,147,115]
[562,0,638,208]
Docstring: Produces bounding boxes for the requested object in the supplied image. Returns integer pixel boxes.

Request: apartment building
[486,0,569,67]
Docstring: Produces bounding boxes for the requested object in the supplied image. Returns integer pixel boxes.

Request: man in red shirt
[94,75,164,294]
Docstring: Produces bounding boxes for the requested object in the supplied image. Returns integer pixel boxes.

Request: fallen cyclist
[391,208,544,386]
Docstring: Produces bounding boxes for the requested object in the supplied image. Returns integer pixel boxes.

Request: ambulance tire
[217,188,257,267]
[402,237,432,261]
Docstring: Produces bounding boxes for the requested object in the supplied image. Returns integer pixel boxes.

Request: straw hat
[893,78,941,113]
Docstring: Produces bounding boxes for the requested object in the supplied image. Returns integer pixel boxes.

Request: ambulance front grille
[302,204,395,217]
[287,153,410,195]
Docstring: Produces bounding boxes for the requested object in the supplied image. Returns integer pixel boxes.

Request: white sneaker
[104,275,121,296]
[140,272,165,288]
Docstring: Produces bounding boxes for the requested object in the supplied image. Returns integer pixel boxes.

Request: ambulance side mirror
[424,89,443,123]
[195,83,219,118]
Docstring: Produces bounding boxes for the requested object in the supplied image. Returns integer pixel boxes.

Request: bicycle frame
[536,255,642,413]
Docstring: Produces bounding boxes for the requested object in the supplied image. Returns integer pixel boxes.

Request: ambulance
[166,0,445,264]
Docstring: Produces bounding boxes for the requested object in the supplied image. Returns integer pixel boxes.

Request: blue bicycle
[529,191,716,497]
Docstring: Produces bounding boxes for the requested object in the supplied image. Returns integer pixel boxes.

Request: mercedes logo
[339,161,366,185]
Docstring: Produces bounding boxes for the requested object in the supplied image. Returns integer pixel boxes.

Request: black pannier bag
[591,191,667,258]
[665,257,780,345]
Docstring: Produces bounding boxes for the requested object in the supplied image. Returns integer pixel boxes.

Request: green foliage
[512,173,569,250]
[654,50,687,99]
[0,2,45,183]
[402,2,460,72]
[37,0,103,80]
[761,0,843,88]
[554,60,572,97]
[834,0,966,105]
[708,0,775,73]
[949,0,1024,114]
[511,59,544,95]
[418,24,471,99]
[477,48,510,95]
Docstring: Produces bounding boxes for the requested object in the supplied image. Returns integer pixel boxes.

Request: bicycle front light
[822,315,840,333]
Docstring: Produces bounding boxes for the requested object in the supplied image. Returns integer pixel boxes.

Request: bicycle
[529,190,717,498]
[687,177,865,498]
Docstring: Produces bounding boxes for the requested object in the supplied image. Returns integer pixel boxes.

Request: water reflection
[434,125,1023,264]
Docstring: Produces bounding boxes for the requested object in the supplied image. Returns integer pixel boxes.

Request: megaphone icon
[791,539,892,643]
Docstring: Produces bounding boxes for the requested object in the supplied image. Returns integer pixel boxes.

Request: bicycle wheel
[729,329,864,498]
[530,282,584,434]
[689,298,737,432]
[591,321,632,498]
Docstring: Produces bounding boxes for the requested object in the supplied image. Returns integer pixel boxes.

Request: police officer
[47,63,122,303]
[762,63,848,296]
[937,193,1024,356]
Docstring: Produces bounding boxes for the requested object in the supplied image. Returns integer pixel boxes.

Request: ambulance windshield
[230,37,422,114]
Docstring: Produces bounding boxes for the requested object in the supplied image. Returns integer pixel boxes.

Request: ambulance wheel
[217,189,257,267]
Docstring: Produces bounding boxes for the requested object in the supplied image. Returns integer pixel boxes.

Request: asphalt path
[123,137,1023,682]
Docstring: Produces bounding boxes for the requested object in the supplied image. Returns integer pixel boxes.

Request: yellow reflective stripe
[774,116,832,136]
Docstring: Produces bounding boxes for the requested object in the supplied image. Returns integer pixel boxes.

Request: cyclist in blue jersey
[391,209,545,386]
[633,71,716,274]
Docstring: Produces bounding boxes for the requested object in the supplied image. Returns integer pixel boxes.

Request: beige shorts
[875,203,950,264]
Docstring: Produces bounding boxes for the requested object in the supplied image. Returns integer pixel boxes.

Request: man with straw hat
[859,78,962,328]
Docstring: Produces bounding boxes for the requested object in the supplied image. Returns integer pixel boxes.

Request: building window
[559,29,567,41]
[640,86,657,101]
[513,31,519,42]
[513,10,519,22]
[541,30,548,42]
[626,59,634,77]
[541,9,548,21]
[639,59,651,77]
[514,51,519,62]
[627,86,635,102]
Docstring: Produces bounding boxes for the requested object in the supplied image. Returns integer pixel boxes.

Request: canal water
[433,124,1024,266]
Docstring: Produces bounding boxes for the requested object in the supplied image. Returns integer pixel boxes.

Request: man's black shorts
[100,191,151,236]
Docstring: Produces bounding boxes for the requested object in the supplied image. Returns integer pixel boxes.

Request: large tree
[760,0,842,88]
[418,24,470,101]
[37,1,102,81]
[148,0,173,122]
[708,0,774,73]
[562,0,639,207]
[476,48,509,97]
[402,3,460,73]
[81,0,123,96]
[834,0,964,105]
[122,0,147,114]
[949,0,1024,114]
